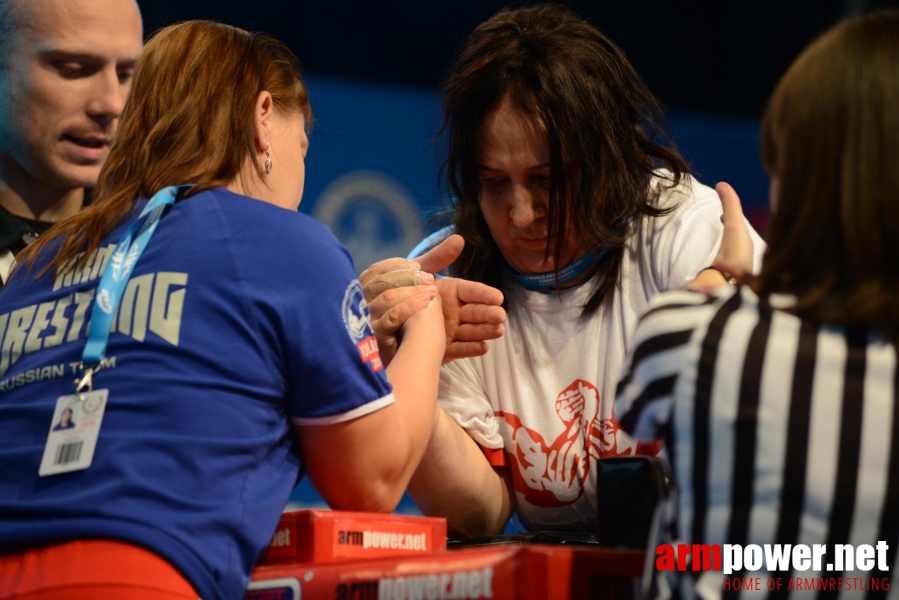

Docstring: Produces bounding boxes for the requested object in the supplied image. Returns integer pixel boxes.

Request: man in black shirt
[0,0,143,285]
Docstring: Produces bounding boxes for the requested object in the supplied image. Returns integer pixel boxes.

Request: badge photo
[39,390,109,477]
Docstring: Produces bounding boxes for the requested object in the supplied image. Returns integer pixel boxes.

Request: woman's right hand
[361,258,438,368]
[402,293,447,361]
[361,234,505,365]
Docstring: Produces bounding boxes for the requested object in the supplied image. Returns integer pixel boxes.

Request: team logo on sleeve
[342,280,383,372]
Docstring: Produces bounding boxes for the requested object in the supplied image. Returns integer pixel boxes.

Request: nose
[509,185,545,228]
[87,69,129,127]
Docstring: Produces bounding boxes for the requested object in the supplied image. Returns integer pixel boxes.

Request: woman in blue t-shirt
[0,20,448,600]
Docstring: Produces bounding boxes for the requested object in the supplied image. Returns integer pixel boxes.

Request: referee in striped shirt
[616,10,899,599]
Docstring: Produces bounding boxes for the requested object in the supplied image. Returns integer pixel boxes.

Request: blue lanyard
[505,246,612,291]
[78,185,187,384]
[505,220,628,291]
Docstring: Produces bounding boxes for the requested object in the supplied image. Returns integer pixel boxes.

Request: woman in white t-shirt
[364,4,763,536]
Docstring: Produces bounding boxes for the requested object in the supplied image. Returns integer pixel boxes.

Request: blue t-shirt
[0,188,393,599]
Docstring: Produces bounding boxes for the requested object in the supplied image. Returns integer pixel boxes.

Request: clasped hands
[360,235,506,367]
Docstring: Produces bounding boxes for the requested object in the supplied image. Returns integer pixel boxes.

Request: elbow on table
[411,488,513,539]
[317,472,409,515]
[445,515,508,539]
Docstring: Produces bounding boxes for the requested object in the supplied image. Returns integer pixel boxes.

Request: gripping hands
[360,234,506,366]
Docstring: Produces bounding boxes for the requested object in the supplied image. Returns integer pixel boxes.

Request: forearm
[300,306,444,513]
[407,406,515,537]
[379,315,445,484]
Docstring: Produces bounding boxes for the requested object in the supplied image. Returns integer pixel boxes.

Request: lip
[518,236,548,250]
[61,134,111,163]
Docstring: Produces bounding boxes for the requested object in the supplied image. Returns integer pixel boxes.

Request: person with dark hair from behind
[0,0,143,285]
[0,20,447,599]
[369,3,765,537]
[616,10,899,598]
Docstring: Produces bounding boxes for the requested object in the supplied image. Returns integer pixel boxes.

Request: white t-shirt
[437,174,766,532]
[0,250,15,285]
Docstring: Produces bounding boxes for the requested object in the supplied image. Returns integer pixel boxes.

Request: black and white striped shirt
[615,285,899,599]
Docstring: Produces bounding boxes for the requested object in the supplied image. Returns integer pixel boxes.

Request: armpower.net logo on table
[338,529,428,552]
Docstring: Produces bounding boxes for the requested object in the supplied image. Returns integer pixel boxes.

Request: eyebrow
[476,162,551,171]
[38,49,139,67]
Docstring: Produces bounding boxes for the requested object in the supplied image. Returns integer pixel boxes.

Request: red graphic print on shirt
[496,379,660,508]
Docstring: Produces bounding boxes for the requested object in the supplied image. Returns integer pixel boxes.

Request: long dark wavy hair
[756,9,899,328]
[439,4,689,315]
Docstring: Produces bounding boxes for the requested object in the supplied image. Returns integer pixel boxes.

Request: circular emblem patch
[83,394,104,414]
[341,279,372,344]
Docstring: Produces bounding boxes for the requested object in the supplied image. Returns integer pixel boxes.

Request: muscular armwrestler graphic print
[497,379,657,508]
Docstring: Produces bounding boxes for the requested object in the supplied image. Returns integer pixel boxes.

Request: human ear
[252,91,275,153]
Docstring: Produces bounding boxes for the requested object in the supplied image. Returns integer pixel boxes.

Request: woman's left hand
[712,181,755,281]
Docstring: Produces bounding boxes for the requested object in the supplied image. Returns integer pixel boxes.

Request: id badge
[39,389,108,476]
